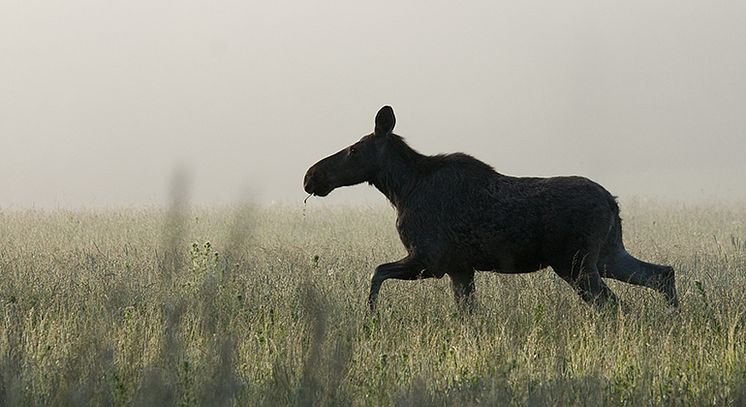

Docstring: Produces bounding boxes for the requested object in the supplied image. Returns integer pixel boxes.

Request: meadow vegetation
[0,200,745,405]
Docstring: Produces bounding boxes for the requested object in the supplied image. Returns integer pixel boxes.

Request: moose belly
[474,263,547,274]
[472,253,547,274]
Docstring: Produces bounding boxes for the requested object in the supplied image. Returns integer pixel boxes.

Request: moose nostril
[303,169,316,191]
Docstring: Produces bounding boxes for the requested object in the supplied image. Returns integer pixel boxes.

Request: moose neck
[369,137,424,211]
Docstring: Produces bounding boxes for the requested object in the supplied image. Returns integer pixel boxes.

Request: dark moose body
[304,106,678,312]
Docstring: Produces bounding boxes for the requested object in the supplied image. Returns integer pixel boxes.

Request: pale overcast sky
[1,1,745,208]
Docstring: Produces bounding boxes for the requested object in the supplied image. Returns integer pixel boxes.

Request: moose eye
[349,146,358,155]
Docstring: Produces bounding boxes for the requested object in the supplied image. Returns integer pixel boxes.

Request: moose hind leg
[553,255,618,308]
[599,250,679,309]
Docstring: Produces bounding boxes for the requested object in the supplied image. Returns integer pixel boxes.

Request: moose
[303,106,678,312]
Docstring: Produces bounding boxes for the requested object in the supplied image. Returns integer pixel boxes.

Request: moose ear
[374,106,396,135]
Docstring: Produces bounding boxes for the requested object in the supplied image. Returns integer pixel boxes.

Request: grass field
[0,200,745,405]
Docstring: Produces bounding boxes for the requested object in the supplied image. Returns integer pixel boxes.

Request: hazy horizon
[2,1,745,209]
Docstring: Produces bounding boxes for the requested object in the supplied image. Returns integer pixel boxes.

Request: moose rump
[304,106,678,312]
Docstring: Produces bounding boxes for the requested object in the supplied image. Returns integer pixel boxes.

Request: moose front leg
[368,257,426,312]
[450,269,476,313]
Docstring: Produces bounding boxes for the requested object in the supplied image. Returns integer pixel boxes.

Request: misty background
[1,1,745,208]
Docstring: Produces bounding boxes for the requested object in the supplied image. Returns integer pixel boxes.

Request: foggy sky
[2,1,745,208]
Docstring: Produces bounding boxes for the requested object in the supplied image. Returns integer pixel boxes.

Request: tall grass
[0,200,744,405]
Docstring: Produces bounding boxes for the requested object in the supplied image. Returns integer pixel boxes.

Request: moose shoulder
[304,106,678,312]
